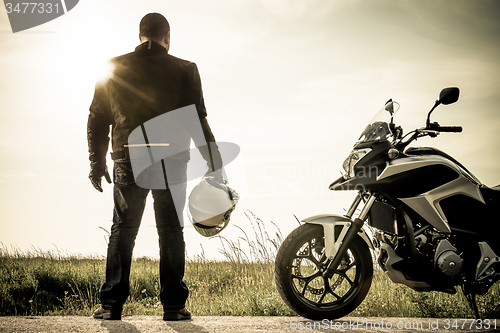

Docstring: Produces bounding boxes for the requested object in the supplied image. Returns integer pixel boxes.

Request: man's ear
[164,31,170,51]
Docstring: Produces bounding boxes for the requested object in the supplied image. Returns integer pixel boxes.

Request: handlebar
[396,124,463,150]
[436,126,462,133]
[427,122,462,133]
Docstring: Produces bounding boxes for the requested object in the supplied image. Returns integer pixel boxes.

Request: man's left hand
[89,162,112,192]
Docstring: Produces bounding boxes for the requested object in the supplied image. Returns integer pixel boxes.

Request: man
[87,13,222,321]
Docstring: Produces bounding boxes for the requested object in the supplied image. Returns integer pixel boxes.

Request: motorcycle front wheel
[274,223,373,320]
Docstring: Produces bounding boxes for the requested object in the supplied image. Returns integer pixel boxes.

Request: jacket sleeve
[87,81,112,165]
[186,63,223,172]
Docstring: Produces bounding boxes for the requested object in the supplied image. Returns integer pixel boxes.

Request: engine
[373,226,467,292]
[415,232,464,277]
[434,239,463,277]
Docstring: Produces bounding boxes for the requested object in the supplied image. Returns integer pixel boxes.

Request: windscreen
[357,101,400,143]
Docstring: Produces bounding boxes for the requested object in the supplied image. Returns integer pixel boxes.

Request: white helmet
[188,175,239,237]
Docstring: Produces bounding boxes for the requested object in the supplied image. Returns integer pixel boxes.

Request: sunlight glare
[52,18,131,112]
[94,59,115,84]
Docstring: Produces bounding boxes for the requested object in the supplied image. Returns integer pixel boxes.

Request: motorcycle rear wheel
[275,223,373,320]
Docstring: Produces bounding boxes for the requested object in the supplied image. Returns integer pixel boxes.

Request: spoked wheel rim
[290,236,360,307]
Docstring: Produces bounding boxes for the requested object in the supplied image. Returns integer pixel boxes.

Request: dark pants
[100,162,189,311]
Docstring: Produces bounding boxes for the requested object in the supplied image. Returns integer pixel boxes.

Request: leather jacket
[87,41,222,173]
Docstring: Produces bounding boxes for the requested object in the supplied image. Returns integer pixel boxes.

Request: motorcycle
[274,87,500,320]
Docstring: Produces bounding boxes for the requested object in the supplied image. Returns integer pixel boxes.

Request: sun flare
[52,21,130,111]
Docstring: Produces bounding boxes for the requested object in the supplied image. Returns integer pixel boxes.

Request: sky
[1,0,499,260]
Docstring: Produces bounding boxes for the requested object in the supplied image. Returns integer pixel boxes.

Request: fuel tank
[332,146,497,237]
[381,150,484,233]
[381,147,499,242]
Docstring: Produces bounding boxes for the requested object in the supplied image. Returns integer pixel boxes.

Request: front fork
[323,192,376,278]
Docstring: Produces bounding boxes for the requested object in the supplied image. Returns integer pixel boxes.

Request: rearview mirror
[426,87,460,127]
[384,99,394,115]
[438,87,460,105]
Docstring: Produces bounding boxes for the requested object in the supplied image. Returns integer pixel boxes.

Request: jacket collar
[134,41,168,56]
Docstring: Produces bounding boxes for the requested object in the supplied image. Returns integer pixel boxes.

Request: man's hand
[89,162,112,192]
[205,168,225,184]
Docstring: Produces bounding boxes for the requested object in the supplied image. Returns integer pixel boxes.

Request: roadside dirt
[0,316,498,333]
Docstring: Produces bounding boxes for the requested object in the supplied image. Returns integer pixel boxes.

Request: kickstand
[462,286,480,319]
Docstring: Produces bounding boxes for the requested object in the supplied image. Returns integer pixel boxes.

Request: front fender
[303,214,374,259]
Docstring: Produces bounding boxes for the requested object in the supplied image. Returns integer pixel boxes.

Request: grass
[1,210,499,318]
[0,248,293,317]
[351,270,500,319]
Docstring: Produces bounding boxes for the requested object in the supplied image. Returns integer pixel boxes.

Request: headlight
[341,148,372,179]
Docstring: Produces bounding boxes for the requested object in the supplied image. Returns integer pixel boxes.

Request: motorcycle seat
[491,184,500,191]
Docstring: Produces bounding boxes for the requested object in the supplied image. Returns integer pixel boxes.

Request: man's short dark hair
[139,13,170,41]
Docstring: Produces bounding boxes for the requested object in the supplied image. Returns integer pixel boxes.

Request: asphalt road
[1,316,499,333]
